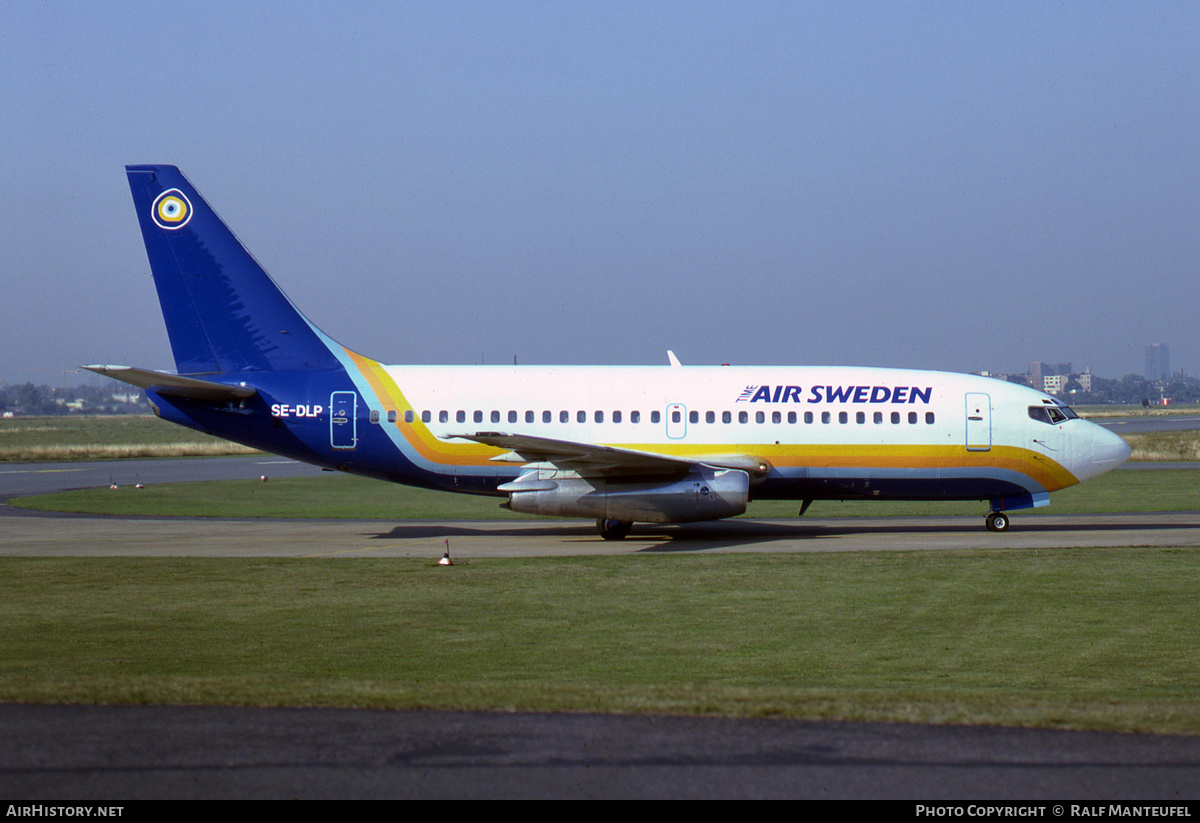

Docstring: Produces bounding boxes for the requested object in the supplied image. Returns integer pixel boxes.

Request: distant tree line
[0,383,147,416]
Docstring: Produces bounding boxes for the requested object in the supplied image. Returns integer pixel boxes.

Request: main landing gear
[985,511,1010,532]
[597,518,633,541]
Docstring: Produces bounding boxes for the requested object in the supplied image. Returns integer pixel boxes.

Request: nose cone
[1079,423,1131,481]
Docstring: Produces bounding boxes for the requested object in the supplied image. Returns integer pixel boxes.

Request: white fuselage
[333,357,1129,507]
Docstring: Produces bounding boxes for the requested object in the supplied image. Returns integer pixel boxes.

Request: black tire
[597,518,633,540]
[985,511,1010,532]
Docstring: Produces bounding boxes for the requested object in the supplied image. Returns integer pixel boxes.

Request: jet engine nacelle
[501,468,750,523]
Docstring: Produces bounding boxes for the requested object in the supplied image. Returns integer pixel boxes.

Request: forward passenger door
[965,393,991,452]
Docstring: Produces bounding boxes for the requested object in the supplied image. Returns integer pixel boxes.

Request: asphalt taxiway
[4,508,1200,558]
[5,704,1200,800]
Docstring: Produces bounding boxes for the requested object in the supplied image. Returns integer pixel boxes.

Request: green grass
[0,415,254,461]
[2,550,1197,733]
[12,464,1200,519]
[1124,430,1200,461]
[11,474,534,519]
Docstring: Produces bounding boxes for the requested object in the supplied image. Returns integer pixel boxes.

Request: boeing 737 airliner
[88,165,1130,538]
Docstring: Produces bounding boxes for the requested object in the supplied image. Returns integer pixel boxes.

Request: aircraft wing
[447,431,769,477]
[82,365,258,402]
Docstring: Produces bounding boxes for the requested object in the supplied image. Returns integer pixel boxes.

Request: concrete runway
[1099,414,1200,434]
[4,456,1200,799]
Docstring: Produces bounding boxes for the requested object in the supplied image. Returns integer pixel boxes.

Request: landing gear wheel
[985,511,1010,533]
[597,518,633,541]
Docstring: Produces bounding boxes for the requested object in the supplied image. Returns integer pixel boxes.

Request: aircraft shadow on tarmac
[366,518,829,553]
[364,514,1197,554]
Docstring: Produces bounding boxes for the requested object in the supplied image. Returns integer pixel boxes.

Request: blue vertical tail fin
[125,165,335,375]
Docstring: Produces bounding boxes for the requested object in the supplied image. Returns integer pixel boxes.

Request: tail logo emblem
[151,189,192,229]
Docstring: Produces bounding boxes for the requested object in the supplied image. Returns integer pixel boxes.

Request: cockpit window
[1029,404,1078,424]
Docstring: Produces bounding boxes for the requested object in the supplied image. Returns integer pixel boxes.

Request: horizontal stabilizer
[82,365,257,402]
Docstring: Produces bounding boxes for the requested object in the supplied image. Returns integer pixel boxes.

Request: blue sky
[2,1,1197,385]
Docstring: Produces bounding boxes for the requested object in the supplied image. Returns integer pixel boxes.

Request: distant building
[1145,344,1170,381]
[1025,362,1092,396]
[1042,374,1068,395]
[1028,361,1071,384]
[1028,361,1071,394]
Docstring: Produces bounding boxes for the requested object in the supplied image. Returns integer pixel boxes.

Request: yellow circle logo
[151,189,192,229]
